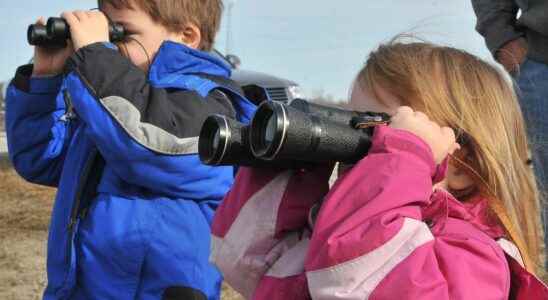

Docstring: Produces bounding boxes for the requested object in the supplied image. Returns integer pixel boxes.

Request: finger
[61,11,79,27]
[90,10,107,19]
[396,106,414,115]
[86,10,101,20]
[73,10,89,22]
[448,143,461,154]
[441,126,456,143]
[36,17,46,25]
[90,10,109,26]
[391,106,413,122]
[427,120,441,135]
[414,111,429,121]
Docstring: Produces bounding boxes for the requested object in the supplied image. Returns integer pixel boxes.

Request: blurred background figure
[472,0,548,261]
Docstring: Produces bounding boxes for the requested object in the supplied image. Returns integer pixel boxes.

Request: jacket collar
[424,189,506,240]
[148,41,231,85]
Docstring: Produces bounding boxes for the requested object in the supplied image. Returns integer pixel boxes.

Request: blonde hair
[359,41,545,276]
[98,0,223,51]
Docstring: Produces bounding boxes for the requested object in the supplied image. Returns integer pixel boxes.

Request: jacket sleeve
[5,65,70,186]
[210,165,333,299]
[471,0,523,55]
[62,43,237,197]
[304,125,509,300]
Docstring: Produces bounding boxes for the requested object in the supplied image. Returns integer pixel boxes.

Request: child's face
[338,83,401,176]
[349,81,474,194]
[349,82,401,115]
[101,2,193,72]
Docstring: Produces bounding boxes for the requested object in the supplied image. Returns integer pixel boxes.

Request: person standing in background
[472,0,548,260]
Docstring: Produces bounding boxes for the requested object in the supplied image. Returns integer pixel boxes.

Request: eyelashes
[122,31,136,40]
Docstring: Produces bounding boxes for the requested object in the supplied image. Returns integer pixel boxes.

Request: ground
[0,160,243,300]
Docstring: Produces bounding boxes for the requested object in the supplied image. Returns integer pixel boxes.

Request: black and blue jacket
[5,41,255,300]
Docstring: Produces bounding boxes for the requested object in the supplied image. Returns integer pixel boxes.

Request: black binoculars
[28,17,125,48]
[198,99,390,167]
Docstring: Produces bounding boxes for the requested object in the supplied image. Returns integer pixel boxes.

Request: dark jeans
[515,58,548,259]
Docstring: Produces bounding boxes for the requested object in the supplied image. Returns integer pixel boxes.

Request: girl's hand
[389,106,460,164]
[32,17,74,77]
[61,10,109,51]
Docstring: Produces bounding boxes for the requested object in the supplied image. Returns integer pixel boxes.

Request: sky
[0,0,494,100]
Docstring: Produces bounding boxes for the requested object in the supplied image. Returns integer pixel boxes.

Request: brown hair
[98,0,223,51]
[358,40,545,276]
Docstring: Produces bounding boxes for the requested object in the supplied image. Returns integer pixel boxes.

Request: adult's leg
[516,58,548,262]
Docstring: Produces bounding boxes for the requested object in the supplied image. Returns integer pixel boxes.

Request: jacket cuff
[483,27,524,56]
[64,42,120,78]
[65,42,118,64]
[369,125,437,177]
[64,42,138,99]
[12,64,63,94]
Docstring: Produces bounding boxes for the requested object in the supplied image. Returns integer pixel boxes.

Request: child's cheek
[121,42,150,71]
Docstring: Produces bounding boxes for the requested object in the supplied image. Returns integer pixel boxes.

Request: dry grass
[0,160,243,300]
[0,160,53,300]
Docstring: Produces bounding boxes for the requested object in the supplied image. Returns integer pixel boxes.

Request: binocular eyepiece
[199,99,390,167]
[28,17,125,48]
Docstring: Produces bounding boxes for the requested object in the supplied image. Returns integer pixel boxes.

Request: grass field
[0,160,243,300]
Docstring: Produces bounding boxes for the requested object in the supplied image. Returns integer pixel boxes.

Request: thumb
[448,143,461,155]
[36,17,46,25]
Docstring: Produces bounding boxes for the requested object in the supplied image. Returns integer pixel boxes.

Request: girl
[209,41,547,299]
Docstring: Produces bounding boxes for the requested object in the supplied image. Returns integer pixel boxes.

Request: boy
[5,1,255,299]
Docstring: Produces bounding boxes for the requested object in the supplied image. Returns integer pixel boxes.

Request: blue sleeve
[63,72,234,199]
[62,43,236,199]
[5,65,71,186]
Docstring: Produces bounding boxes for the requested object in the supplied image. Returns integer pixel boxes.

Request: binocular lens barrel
[250,102,287,160]
[290,98,386,126]
[250,101,376,163]
[199,114,259,166]
[289,99,354,125]
[198,99,389,168]
[211,128,221,154]
[264,115,277,147]
[199,114,302,168]
[27,25,49,46]
[47,17,70,40]
[27,17,125,47]
[200,115,236,165]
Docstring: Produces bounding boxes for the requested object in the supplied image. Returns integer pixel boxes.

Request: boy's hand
[32,18,74,77]
[389,106,460,164]
[61,10,109,51]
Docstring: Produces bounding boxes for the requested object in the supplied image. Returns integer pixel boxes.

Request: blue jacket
[5,41,255,300]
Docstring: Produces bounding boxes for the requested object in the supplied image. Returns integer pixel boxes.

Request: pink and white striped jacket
[210,125,547,299]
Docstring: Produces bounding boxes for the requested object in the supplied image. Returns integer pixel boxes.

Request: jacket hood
[148,41,232,84]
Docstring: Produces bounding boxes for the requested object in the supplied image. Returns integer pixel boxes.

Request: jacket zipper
[60,89,76,122]
[67,148,98,233]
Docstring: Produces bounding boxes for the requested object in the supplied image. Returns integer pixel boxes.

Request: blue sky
[0,0,493,99]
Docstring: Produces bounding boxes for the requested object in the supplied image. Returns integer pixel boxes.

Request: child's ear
[180,23,201,49]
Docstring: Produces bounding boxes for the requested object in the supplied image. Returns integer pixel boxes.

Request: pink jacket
[210,125,547,299]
